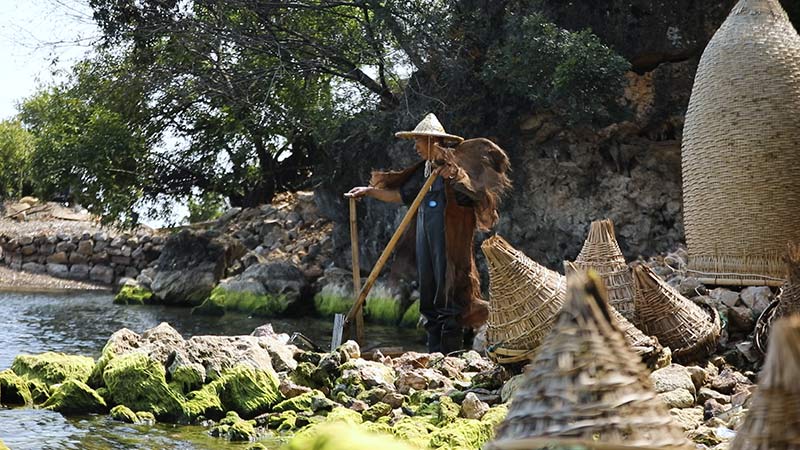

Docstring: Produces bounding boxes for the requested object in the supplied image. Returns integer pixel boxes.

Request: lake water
[0,290,425,449]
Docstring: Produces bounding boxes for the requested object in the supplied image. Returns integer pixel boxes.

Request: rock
[669,406,704,431]
[396,369,428,394]
[110,405,141,424]
[114,281,154,305]
[273,389,334,414]
[500,373,526,403]
[151,230,245,306]
[687,425,723,446]
[185,365,281,419]
[339,359,396,392]
[68,264,90,280]
[697,387,730,404]
[727,305,755,332]
[77,240,94,256]
[42,380,107,414]
[460,392,489,420]
[657,388,695,408]
[0,369,33,405]
[710,369,750,395]
[730,385,755,409]
[735,341,759,363]
[650,364,696,396]
[21,262,46,274]
[740,286,772,317]
[90,265,115,284]
[703,398,730,421]
[709,288,740,308]
[46,263,69,278]
[677,277,704,298]
[685,365,708,391]
[337,340,361,361]
[102,353,185,421]
[460,350,495,373]
[362,402,392,422]
[11,352,94,386]
[279,378,313,398]
[382,391,404,409]
[256,336,298,373]
[184,335,276,380]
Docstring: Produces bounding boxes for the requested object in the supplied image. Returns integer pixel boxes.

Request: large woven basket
[633,265,721,363]
[755,243,800,354]
[682,0,800,286]
[730,315,800,450]
[487,270,691,450]
[565,261,662,364]
[482,235,566,364]
[574,219,638,323]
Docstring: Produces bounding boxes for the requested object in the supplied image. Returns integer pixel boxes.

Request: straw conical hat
[487,270,691,450]
[565,261,662,364]
[574,219,638,323]
[730,315,800,450]
[682,0,800,286]
[394,113,464,143]
[632,265,720,363]
[482,235,566,364]
[755,243,800,354]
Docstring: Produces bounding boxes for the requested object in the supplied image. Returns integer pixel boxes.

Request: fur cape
[370,138,511,328]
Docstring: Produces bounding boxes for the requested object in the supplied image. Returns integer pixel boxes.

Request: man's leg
[425,204,463,354]
[417,214,441,353]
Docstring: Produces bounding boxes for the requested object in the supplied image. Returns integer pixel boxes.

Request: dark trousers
[417,180,463,354]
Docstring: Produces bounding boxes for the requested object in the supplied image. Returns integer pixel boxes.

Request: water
[0,290,425,449]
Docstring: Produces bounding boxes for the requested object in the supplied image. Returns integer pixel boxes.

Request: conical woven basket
[730,315,800,450]
[682,0,800,286]
[487,270,691,450]
[565,261,662,363]
[755,243,800,355]
[574,219,638,323]
[633,265,720,363]
[482,235,566,364]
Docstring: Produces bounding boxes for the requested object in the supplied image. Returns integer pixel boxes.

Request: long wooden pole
[349,197,365,344]
[344,168,440,324]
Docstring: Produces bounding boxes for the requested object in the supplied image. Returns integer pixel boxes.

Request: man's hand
[344,186,372,199]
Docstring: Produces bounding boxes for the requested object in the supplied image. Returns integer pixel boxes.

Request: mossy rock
[113,284,154,305]
[11,352,94,386]
[314,285,353,317]
[272,389,334,414]
[0,369,33,406]
[185,365,281,421]
[42,379,107,414]
[323,406,363,425]
[136,411,156,425]
[193,287,291,317]
[481,404,508,427]
[170,363,205,394]
[110,404,140,423]
[415,395,459,427]
[102,353,186,421]
[392,416,436,448]
[362,402,392,422]
[287,423,415,450]
[211,412,258,442]
[365,296,402,325]
[183,383,225,421]
[27,378,50,404]
[267,410,299,432]
[399,300,421,328]
[289,362,316,388]
[428,418,494,449]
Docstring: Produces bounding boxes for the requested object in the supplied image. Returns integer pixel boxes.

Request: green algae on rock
[314,284,353,317]
[272,389,334,414]
[184,365,282,421]
[11,352,94,386]
[193,286,291,317]
[429,418,494,449]
[113,283,155,305]
[27,378,51,404]
[362,402,392,422]
[0,369,33,406]
[400,300,421,328]
[102,353,186,421]
[42,379,107,414]
[110,404,140,423]
[211,411,259,442]
[287,423,416,450]
[364,287,402,325]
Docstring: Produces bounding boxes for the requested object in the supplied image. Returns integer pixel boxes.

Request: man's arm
[344,186,403,204]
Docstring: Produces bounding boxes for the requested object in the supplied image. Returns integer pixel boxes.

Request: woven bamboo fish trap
[482,235,566,364]
[486,270,691,450]
[755,243,800,355]
[574,219,638,324]
[682,0,800,286]
[730,315,800,450]
[565,261,662,364]
[632,265,720,363]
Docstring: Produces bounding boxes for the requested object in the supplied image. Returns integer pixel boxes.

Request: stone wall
[0,231,162,285]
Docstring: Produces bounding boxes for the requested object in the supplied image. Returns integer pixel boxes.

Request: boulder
[460,392,489,420]
[669,406,704,431]
[740,286,772,317]
[710,369,750,395]
[90,265,115,284]
[184,335,275,380]
[102,353,185,421]
[339,359,396,392]
[657,388,695,408]
[11,352,94,386]
[649,364,696,396]
[42,380,107,414]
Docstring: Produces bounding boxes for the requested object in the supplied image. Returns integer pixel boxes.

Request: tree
[0,120,34,199]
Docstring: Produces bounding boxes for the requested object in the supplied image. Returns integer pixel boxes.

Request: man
[346,113,510,353]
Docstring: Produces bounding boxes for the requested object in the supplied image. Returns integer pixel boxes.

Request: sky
[0,0,98,120]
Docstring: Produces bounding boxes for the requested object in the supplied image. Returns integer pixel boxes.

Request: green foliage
[0,119,34,199]
[481,13,630,124]
[186,192,226,223]
[314,284,354,317]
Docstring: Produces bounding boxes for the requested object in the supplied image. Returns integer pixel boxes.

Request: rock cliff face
[315,1,765,273]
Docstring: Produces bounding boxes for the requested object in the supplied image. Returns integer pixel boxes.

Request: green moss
[113,284,154,305]
[481,404,508,427]
[27,378,50,404]
[314,285,353,317]
[289,362,316,387]
[211,412,257,442]
[415,395,459,427]
[110,405,140,423]
[324,406,363,425]
[220,411,243,425]
[0,369,33,406]
[215,365,282,418]
[392,417,435,448]
[194,286,291,317]
[136,411,156,425]
[268,410,299,431]
[364,286,402,325]
[183,383,224,421]
[273,389,333,414]
[171,364,204,394]
[11,352,94,386]
[42,379,107,414]
[429,418,493,449]
[102,353,186,421]
[363,420,393,435]
[362,402,392,422]
[287,423,415,450]
[400,300,421,328]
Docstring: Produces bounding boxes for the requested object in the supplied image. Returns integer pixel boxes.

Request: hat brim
[395,131,464,144]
